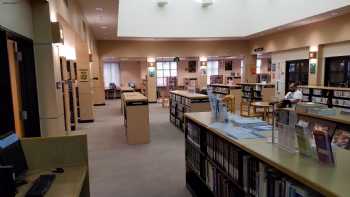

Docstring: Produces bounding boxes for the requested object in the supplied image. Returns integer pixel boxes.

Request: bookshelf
[185,112,350,197]
[208,84,242,111]
[210,75,224,85]
[169,90,210,131]
[299,86,350,109]
[239,83,275,117]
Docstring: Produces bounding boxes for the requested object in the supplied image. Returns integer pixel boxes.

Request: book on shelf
[295,120,315,157]
[312,124,335,164]
[332,129,350,150]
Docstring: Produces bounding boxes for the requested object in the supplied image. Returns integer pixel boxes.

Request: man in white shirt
[285,83,303,104]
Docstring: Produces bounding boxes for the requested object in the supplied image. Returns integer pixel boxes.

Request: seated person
[283,83,302,107]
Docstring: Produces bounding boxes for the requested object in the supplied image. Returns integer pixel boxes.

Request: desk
[16,135,89,197]
[122,92,150,144]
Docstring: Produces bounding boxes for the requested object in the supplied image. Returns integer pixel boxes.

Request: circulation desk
[184,112,350,197]
[169,90,210,131]
[122,92,150,144]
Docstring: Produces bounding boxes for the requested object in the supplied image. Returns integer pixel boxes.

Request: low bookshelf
[185,112,350,197]
[169,90,210,131]
[299,85,350,109]
[208,84,242,111]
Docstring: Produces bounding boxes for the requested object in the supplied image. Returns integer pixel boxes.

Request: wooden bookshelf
[122,92,150,144]
[169,90,210,131]
[208,84,242,112]
[185,112,350,197]
[299,85,350,109]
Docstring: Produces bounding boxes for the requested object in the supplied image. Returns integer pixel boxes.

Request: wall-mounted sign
[310,63,317,74]
[79,69,89,82]
[254,47,264,53]
[309,52,317,59]
[148,67,156,77]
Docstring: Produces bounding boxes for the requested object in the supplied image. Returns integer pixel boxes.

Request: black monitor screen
[0,132,28,179]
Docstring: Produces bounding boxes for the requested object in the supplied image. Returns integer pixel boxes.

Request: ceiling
[77,0,350,41]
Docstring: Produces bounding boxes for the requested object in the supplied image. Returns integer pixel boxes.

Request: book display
[169,90,210,131]
[184,112,347,197]
[208,84,242,111]
[300,86,350,109]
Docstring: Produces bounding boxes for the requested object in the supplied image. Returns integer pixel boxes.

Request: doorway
[285,59,309,93]
[325,56,350,87]
[0,28,40,137]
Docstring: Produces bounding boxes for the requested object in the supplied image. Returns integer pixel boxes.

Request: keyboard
[26,174,56,197]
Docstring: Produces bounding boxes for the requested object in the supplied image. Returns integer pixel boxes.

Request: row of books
[301,88,310,95]
[212,87,230,95]
[242,85,262,91]
[206,133,242,183]
[243,156,317,197]
[186,141,201,176]
[187,122,201,147]
[332,98,350,107]
[205,160,243,197]
[334,90,350,98]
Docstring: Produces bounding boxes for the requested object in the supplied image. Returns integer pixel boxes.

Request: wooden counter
[17,135,89,197]
[122,92,149,144]
[185,112,350,197]
[169,90,210,130]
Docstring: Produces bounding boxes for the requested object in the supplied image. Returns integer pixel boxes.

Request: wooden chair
[222,95,235,113]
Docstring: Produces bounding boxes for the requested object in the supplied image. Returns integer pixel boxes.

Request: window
[103,62,120,88]
[207,61,219,84]
[157,61,177,87]
[256,59,262,74]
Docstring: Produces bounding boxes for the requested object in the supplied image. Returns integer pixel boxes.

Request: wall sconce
[309,52,317,59]
[199,56,207,62]
[147,57,156,63]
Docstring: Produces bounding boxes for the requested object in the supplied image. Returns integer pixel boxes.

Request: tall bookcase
[185,112,350,197]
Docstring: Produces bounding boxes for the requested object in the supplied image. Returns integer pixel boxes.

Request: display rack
[185,112,350,197]
[169,91,210,131]
[300,85,350,109]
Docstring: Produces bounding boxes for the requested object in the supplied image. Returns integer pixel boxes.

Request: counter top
[238,83,275,87]
[170,90,208,99]
[185,112,350,197]
[122,92,147,102]
[209,84,241,89]
[296,107,350,125]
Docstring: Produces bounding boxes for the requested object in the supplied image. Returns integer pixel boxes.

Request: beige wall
[98,40,249,58]
[119,61,142,88]
[0,0,33,38]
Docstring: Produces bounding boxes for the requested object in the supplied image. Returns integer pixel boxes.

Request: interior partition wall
[325,56,350,87]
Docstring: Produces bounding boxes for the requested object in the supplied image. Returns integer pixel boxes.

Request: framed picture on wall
[271,63,276,72]
[310,63,317,74]
[225,61,233,71]
[188,61,197,73]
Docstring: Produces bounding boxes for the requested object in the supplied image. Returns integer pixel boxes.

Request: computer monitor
[0,132,28,180]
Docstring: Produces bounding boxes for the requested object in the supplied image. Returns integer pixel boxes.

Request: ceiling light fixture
[157,0,168,7]
[101,26,108,29]
[201,0,213,7]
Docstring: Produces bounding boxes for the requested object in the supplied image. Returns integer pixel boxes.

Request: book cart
[184,111,350,197]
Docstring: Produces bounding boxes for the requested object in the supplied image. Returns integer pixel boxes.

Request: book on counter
[332,129,350,150]
[295,120,315,157]
[312,124,335,164]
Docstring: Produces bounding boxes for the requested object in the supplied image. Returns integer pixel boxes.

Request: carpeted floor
[80,99,191,197]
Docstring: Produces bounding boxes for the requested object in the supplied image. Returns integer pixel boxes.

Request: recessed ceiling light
[101,26,108,29]
[96,8,104,12]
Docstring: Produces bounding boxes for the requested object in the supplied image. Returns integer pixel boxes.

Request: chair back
[222,95,235,113]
